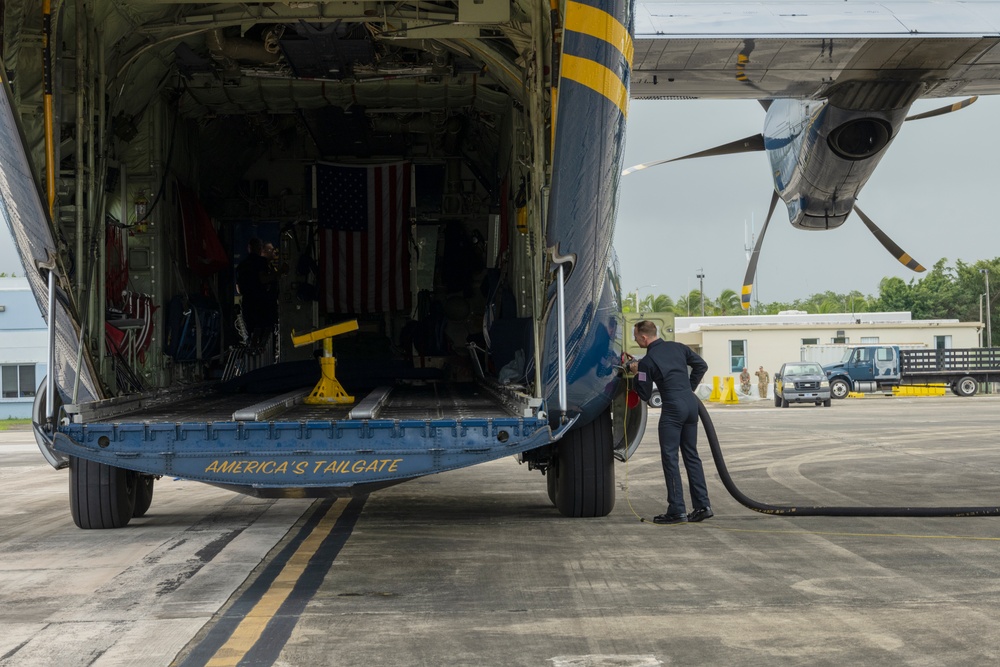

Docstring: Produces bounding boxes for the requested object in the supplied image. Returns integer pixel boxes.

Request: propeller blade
[853,206,926,272]
[905,96,978,122]
[741,190,781,310]
[622,134,765,176]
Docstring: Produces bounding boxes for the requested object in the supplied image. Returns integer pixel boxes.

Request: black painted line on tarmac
[176,496,356,667]
[237,495,367,666]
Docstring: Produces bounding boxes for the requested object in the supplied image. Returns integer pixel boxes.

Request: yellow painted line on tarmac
[205,499,349,667]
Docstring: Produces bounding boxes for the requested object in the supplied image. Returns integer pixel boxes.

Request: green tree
[715,288,741,315]
[651,293,674,313]
[875,276,913,312]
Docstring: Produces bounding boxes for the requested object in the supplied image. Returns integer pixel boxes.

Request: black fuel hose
[698,401,1000,517]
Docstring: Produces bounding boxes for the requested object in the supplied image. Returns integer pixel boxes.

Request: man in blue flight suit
[627,320,713,525]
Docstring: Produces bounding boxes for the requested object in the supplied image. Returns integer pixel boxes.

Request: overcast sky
[615,95,1000,306]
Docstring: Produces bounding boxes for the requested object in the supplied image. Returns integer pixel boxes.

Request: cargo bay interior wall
[1,0,551,397]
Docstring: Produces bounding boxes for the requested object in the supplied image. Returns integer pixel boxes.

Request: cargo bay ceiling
[1,0,545,198]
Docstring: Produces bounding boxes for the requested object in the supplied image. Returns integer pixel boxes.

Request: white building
[0,278,46,418]
[673,312,980,397]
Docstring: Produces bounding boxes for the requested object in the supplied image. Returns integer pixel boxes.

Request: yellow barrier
[708,376,722,402]
[892,384,947,397]
[721,376,739,404]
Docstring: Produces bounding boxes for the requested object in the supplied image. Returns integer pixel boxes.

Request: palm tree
[715,289,741,315]
[673,294,691,317]
[652,293,674,312]
[674,289,704,316]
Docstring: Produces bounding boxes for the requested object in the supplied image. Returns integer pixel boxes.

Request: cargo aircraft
[1,0,999,527]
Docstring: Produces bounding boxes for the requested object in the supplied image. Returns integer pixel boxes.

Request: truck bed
[901,348,1000,374]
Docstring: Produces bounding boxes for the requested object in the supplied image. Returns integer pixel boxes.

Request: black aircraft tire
[554,410,615,518]
[69,456,137,529]
[133,475,155,517]
[544,449,559,507]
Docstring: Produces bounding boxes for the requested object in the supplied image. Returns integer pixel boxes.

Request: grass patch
[0,419,32,431]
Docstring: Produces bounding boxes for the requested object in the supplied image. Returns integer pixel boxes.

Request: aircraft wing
[632,1,1000,100]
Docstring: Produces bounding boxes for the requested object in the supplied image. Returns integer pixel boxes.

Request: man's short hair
[634,320,657,337]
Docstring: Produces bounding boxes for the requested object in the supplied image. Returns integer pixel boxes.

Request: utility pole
[633,284,656,313]
[696,269,705,316]
[982,269,992,348]
[979,293,985,348]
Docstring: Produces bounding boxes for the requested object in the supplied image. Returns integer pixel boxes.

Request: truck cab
[823,345,901,398]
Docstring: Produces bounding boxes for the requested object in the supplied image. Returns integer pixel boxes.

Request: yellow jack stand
[291,320,359,405]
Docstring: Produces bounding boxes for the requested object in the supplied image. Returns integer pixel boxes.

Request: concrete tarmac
[4,396,1000,666]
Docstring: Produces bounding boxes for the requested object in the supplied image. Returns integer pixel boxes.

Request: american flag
[314,162,412,313]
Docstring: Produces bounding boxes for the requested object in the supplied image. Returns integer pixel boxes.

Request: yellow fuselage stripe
[564,1,634,66]
[205,499,349,667]
[561,1,633,118]
[561,54,629,118]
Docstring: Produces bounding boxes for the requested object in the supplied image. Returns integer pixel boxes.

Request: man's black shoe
[687,507,714,523]
[652,513,688,525]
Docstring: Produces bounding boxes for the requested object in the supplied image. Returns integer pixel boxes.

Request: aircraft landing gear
[70,456,138,529]
[553,410,615,517]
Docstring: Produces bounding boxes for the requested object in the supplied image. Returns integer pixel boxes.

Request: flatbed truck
[823,345,1000,398]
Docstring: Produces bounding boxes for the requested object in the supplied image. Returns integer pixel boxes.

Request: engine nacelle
[827,118,893,161]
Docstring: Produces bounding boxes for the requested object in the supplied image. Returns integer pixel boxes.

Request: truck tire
[554,410,615,518]
[774,393,781,408]
[955,376,978,397]
[830,378,851,399]
[824,398,832,407]
[133,475,155,517]
[781,396,789,408]
[69,456,137,529]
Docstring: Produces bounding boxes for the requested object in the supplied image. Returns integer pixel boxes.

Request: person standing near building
[755,365,770,398]
[627,320,712,525]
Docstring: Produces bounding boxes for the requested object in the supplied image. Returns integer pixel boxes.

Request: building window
[2,364,36,398]
[729,340,747,373]
[802,338,819,346]
[934,335,952,350]
[832,336,849,344]
[861,337,879,344]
